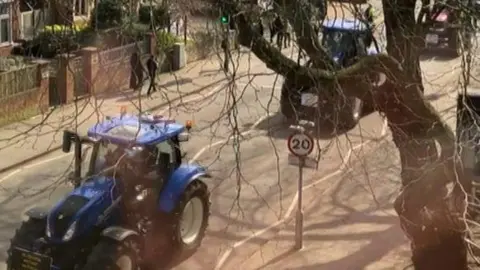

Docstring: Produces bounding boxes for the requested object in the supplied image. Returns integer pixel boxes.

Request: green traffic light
[221,16,229,24]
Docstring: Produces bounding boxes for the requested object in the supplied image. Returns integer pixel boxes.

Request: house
[18,0,50,40]
[0,0,22,56]
[52,0,93,25]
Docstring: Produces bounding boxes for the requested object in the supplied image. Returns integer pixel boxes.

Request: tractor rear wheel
[167,180,210,263]
[7,218,45,269]
[82,238,140,270]
[338,96,363,130]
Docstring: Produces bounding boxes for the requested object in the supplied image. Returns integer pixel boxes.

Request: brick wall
[0,45,12,56]
[91,44,137,94]
[55,34,154,104]
[11,0,20,41]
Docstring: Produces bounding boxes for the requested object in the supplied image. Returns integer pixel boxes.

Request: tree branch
[273,0,332,68]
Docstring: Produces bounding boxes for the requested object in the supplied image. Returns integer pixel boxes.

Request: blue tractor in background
[280,18,380,130]
[7,113,211,270]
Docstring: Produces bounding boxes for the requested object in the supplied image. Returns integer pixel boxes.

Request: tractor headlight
[62,221,77,241]
[45,217,51,238]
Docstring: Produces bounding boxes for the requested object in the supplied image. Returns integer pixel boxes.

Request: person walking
[364,4,376,27]
[129,52,144,91]
[257,18,264,37]
[284,21,292,48]
[146,54,158,97]
[273,16,284,49]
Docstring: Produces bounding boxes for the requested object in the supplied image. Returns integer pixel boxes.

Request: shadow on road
[239,140,408,270]
[420,51,456,62]
[253,113,360,140]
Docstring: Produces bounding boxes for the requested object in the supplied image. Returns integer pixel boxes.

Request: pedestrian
[284,21,292,48]
[364,4,376,27]
[146,54,158,97]
[258,18,264,37]
[129,52,144,91]
[269,16,278,43]
[273,16,284,49]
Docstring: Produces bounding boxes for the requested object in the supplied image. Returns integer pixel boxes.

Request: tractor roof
[323,19,368,32]
[87,114,185,145]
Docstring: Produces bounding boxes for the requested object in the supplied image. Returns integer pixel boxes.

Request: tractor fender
[24,207,50,220]
[158,164,209,213]
[101,226,139,242]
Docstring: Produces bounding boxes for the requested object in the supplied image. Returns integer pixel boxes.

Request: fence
[0,65,38,100]
[0,63,50,120]
[2,33,154,118]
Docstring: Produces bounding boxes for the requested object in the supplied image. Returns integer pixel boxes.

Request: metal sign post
[287,131,314,250]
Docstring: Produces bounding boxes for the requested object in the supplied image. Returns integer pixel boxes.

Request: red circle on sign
[287,132,314,157]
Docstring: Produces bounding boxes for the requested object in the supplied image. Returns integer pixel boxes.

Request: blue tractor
[280,18,380,129]
[7,113,211,270]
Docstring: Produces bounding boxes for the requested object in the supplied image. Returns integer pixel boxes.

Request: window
[0,3,9,15]
[106,124,146,140]
[74,0,87,16]
[0,3,10,44]
[1,19,9,43]
[156,141,174,164]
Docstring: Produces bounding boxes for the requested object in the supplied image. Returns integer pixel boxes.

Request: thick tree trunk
[381,0,468,269]
[383,0,424,92]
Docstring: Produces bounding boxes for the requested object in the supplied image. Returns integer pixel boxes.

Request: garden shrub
[90,0,124,29]
[138,4,170,29]
[155,30,179,52]
[20,24,92,58]
[188,31,218,60]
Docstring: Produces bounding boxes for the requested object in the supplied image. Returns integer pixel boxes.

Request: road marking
[23,153,71,170]
[157,83,227,115]
[190,113,272,163]
[0,169,20,184]
[214,119,388,270]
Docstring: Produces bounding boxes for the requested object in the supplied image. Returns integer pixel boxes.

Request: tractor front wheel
[167,180,210,262]
[7,218,46,269]
[82,238,140,270]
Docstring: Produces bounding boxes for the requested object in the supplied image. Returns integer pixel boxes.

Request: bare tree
[222,0,471,269]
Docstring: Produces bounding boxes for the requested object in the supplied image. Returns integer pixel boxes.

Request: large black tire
[7,218,46,269]
[448,29,461,58]
[280,83,299,123]
[82,238,140,270]
[338,97,363,130]
[167,180,210,262]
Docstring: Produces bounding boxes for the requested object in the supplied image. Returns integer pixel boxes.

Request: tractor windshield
[84,140,157,179]
[322,30,355,55]
[78,141,124,179]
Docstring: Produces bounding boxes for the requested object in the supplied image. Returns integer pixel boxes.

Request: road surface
[0,56,387,270]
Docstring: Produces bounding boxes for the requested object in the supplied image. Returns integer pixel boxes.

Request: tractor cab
[62,112,192,189]
[321,19,379,67]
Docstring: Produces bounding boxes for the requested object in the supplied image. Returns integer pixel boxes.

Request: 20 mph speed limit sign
[287,132,314,157]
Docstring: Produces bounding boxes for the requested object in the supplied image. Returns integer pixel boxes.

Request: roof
[87,114,185,145]
[322,19,368,31]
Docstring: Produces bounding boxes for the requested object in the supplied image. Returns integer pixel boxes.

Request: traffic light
[220,14,229,24]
